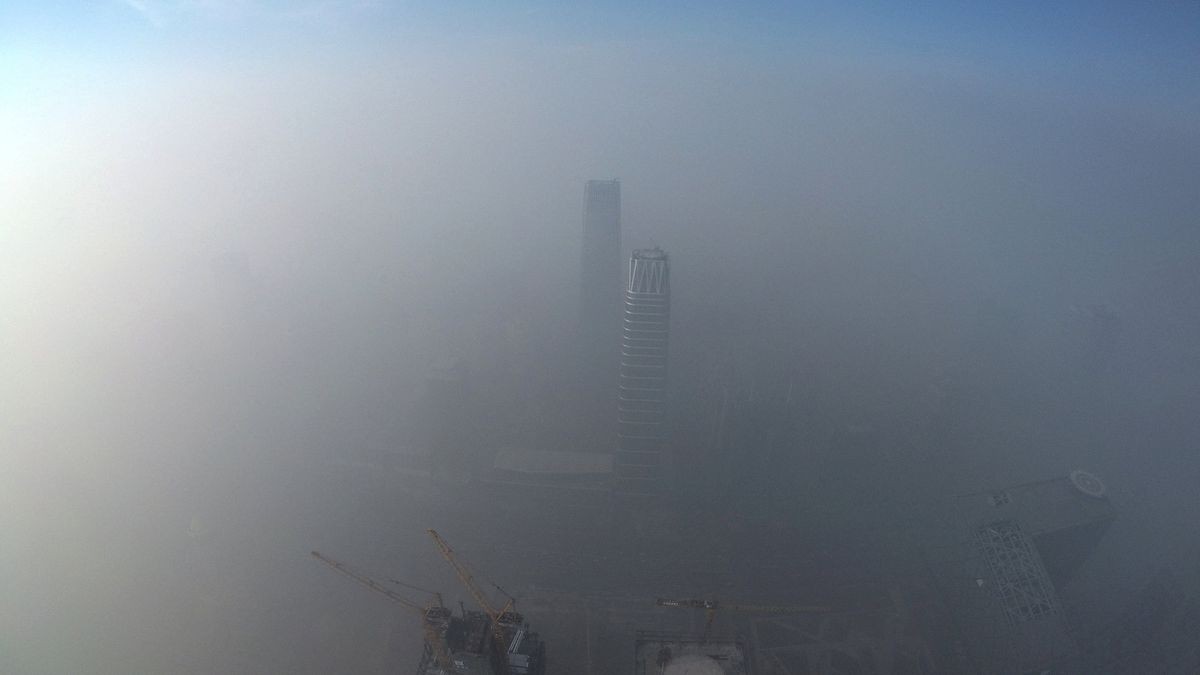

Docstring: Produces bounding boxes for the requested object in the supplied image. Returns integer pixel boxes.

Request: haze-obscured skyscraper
[616,247,670,494]
[926,471,1115,673]
[579,180,622,383]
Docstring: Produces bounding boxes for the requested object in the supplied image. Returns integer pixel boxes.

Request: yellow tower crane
[656,597,828,643]
[426,530,518,675]
[310,551,454,671]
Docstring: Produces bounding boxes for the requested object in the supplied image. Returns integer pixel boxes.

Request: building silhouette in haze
[579,180,622,386]
[616,247,670,494]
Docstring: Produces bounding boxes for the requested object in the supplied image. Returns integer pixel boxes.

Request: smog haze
[3,2,1199,673]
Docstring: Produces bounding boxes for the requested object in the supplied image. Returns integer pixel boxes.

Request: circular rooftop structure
[1070,469,1107,498]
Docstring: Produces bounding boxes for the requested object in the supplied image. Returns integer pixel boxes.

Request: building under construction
[424,530,547,675]
[415,607,545,675]
[311,535,546,675]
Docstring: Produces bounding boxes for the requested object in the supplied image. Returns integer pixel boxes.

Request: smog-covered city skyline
[3,2,1199,673]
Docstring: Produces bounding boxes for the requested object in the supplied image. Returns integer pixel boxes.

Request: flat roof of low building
[634,632,749,675]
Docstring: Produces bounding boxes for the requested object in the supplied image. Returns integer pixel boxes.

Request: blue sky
[2,1,1196,148]
[4,1,1198,86]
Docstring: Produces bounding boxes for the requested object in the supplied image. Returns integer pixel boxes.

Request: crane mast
[427,529,517,675]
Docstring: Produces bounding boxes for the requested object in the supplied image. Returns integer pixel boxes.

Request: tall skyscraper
[578,180,622,383]
[616,248,670,494]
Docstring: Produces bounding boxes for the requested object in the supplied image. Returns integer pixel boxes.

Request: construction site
[311,531,545,675]
[309,466,1177,674]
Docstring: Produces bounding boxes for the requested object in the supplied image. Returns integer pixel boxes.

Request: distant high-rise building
[616,248,670,493]
[579,180,622,382]
[926,471,1116,674]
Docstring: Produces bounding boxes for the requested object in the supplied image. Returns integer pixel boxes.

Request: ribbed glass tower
[616,248,670,493]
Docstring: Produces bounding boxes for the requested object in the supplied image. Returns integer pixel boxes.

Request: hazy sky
[5,0,1196,419]
[2,2,1199,674]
